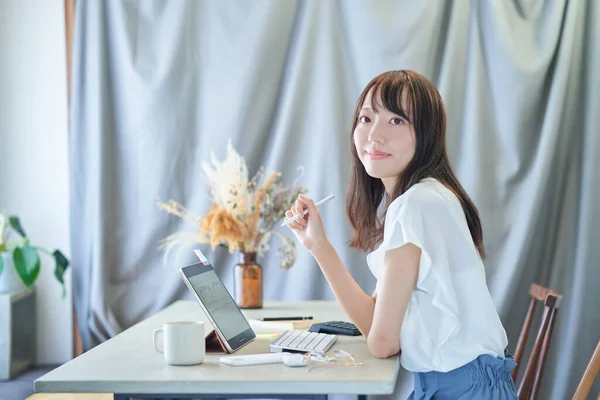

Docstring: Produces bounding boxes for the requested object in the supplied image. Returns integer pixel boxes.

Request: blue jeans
[407,350,518,399]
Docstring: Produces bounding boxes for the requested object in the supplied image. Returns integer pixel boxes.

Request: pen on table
[260,316,313,321]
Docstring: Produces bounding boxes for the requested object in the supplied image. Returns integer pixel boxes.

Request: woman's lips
[365,151,391,160]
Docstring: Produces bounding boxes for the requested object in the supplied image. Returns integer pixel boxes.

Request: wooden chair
[511,283,563,400]
[571,339,600,400]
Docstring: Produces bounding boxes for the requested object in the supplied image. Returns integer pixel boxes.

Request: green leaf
[13,245,40,288]
[9,216,27,238]
[52,249,69,285]
[0,255,3,276]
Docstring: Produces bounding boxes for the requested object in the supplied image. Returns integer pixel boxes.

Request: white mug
[153,321,205,365]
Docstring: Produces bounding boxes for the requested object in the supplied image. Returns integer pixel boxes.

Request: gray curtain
[70,0,599,399]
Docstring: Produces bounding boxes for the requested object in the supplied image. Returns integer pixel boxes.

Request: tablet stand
[205,328,228,354]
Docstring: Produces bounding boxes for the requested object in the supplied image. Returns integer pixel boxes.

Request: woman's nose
[367,125,384,143]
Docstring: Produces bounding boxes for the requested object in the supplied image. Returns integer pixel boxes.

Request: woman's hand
[284,194,328,251]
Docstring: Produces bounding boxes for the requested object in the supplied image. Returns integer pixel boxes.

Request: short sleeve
[366,186,461,364]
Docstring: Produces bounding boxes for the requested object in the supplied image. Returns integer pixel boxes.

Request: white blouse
[366,178,508,373]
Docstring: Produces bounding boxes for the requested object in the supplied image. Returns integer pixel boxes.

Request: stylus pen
[280,194,335,227]
[261,316,313,321]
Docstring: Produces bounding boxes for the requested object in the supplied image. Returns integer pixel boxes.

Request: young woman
[285,70,518,399]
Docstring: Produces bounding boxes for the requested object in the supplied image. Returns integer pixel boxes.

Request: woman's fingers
[287,207,304,231]
[293,202,308,228]
[298,194,320,221]
[294,199,308,221]
[294,206,306,229]
[294,205,308,228]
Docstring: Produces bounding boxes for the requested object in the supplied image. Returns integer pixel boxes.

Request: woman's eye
[359,116,371,123]
[391,118,404,125]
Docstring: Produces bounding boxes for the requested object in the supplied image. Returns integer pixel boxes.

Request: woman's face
[353,89,416,193]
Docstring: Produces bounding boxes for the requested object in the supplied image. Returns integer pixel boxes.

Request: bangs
[366,71,413,123]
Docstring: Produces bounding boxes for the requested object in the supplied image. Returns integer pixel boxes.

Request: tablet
[179,256,256,353]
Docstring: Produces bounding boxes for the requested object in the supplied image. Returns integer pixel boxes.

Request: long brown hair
[345,70,486,259]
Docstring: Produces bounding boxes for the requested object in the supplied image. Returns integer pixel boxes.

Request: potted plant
[0,210,69,296]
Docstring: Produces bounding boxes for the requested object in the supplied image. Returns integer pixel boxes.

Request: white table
[35,300,400,400]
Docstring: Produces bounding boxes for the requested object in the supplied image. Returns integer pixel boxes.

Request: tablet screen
[181,262,255,350]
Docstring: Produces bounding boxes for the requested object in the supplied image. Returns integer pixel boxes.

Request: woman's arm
[285,195,378,335]
[310,240,377,337]
[311,240,420,359]
[367,243,420,358]
[286,194,420,358]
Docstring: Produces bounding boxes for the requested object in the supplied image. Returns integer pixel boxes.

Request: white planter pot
[0,252,27,294]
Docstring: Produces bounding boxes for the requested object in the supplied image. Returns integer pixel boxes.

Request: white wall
[0,0,72,364]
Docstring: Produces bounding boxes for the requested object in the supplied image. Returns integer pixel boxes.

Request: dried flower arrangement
[157,140,307,270]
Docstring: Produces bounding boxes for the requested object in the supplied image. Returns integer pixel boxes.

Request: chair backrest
[511,283,563,400]
[571,339,600,400]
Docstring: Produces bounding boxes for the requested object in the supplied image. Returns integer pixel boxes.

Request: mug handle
[153,329,164,353]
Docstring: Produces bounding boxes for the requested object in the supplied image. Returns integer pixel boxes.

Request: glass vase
[233,252,263,309]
